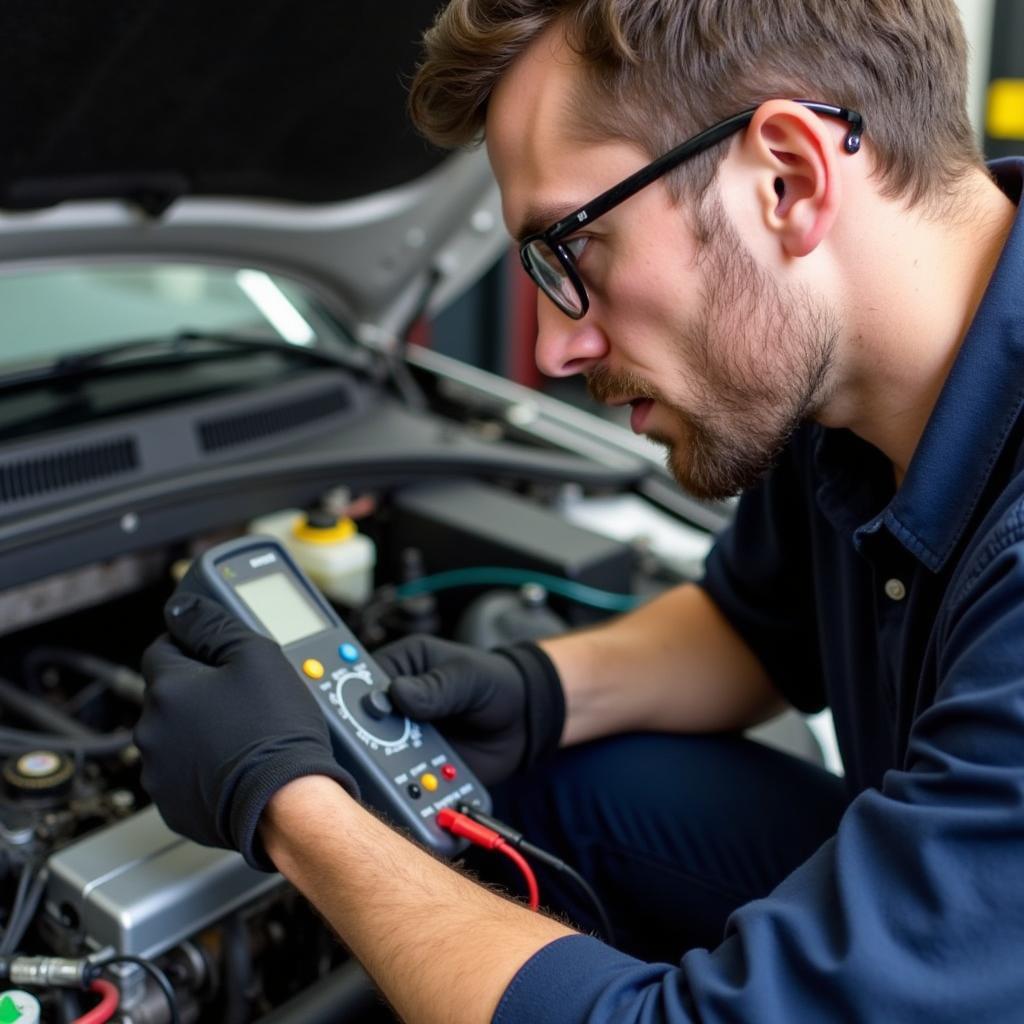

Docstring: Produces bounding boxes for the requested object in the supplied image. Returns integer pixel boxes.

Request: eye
[564,235,590,262]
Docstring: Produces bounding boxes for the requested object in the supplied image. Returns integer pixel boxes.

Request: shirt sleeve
[494,510,1024,1023]
[699,429,826,712]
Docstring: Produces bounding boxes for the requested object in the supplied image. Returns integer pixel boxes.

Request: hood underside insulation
[4,0,449,213]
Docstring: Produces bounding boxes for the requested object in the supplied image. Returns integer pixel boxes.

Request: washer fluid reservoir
[248,509,376,606]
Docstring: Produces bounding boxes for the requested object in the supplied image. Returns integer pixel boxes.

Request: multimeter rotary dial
[325,664,415,752]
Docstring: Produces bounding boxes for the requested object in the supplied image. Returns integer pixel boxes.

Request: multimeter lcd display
[234,572,328,646]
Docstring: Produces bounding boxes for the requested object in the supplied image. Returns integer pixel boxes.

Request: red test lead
[436,808,540,910]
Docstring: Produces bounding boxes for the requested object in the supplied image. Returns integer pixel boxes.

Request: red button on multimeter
[441,764,457,781]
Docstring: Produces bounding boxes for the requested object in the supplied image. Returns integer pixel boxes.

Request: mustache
[585,365,661,405]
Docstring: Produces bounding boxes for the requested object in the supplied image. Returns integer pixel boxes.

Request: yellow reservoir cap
[292,515,357,545]
[987,79,1024,140]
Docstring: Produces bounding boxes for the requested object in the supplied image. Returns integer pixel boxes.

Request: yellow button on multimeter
[301,659,325,680]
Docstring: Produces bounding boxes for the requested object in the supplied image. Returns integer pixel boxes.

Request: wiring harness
[0,952,179,1024]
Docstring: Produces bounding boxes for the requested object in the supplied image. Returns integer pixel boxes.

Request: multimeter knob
[361,690,394,720]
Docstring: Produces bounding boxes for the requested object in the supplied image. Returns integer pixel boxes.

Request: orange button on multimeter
[301,658,325,680]
[420,773,439,792]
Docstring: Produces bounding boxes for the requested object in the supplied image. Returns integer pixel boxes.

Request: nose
[533,292,609,378]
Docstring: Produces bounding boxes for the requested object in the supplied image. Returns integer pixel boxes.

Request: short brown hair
[409,0,983,208]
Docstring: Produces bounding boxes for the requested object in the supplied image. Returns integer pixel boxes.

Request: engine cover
[45,807,282,958]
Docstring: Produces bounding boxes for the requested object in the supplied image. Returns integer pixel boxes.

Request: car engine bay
[0,336,716,1022]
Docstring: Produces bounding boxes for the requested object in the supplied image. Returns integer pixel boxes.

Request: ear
[742,99,843,258]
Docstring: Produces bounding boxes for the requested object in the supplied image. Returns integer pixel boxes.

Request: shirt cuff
[493,935,685,1024]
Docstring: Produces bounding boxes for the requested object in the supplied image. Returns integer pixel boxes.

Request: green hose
[394,567,642,613]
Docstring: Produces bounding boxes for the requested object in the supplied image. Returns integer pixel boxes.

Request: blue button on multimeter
[176,535,491,857]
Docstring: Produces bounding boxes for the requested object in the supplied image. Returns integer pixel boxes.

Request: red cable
[437,808,540,910]
[72,979,120,1024]
[494,840,540,910]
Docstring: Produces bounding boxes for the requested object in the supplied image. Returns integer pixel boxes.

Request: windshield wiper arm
[0,330,349,393]
[55,329,346,373]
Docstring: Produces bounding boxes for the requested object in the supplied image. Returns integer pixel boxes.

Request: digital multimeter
[177,535,491,857]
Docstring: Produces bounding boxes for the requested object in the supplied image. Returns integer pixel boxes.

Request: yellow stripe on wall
[987,79,1024,140]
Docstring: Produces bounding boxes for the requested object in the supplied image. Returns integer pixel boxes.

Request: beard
[587,190,840,501]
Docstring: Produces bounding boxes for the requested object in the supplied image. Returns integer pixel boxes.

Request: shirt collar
[852,158,1024,571]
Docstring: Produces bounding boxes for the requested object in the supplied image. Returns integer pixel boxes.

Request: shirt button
[884,578,906,601]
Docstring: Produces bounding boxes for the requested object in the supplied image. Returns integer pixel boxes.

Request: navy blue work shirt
[495,158,1024,1022]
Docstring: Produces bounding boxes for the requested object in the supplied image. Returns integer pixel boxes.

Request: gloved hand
[374,635,565,786]
[136,594,358,871]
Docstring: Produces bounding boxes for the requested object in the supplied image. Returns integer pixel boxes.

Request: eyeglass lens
[523,238,583,316]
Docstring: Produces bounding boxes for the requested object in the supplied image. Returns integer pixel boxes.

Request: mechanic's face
[487,25,840,500]
[583,189,840,499]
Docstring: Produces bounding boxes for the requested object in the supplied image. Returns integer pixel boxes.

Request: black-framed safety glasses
[519,100,864,319]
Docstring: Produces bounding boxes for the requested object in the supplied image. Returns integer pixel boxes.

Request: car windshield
[0,262,355,371]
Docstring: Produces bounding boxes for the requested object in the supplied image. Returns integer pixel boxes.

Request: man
[136,1,1024,1020]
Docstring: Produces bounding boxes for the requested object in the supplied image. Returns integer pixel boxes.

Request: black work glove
[374,635,565,786]
[136,594,358,872]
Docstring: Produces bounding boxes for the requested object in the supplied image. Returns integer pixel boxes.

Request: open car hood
[0,0,507,338]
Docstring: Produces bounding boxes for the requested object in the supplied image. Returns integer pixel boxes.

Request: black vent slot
[198,388,351,452]
[0,438,138,504]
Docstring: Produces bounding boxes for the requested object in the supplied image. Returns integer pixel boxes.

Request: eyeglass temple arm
[548,101,864,239]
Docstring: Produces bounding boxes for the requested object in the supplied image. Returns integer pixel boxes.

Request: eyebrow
[514,201,586,244]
